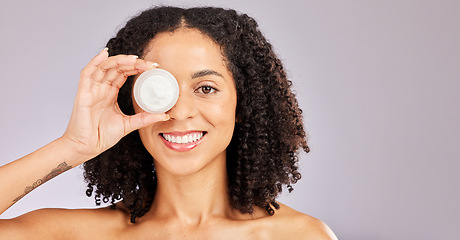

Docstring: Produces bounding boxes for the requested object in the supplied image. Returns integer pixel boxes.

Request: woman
[0,6,337,239]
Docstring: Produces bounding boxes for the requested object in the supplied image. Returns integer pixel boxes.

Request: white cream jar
[133,69,179,113]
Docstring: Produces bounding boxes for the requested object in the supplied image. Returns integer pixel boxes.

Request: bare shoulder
[0,206,130,240]
[261,202,337,240]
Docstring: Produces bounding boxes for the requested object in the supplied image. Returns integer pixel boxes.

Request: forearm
[0,52,164,216]
[0,138,87,215]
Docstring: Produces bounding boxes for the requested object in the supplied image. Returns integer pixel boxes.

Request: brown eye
[196,85,218,94]
[201,86,213,94]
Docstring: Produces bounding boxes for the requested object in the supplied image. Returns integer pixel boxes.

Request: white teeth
[162,132,204,144]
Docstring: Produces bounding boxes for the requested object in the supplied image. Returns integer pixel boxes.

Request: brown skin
[1,203,334,239]
[134,29,238,227]
[0,29,337,239]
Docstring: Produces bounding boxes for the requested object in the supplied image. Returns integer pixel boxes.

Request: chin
[152,150,227,178]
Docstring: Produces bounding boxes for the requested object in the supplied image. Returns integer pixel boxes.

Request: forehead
[143,28,226,66]
[140,28,235,90]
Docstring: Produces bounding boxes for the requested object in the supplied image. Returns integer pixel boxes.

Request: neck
[149,156,233,226]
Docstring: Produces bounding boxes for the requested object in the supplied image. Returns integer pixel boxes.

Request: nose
[166,89,198,121]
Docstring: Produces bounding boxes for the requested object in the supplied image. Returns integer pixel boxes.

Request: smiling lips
[161,131,206,152]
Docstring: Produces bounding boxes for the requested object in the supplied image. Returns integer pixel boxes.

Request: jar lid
[133,69,179,113]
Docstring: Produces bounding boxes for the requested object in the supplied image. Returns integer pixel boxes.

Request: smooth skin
[0,29,337,239]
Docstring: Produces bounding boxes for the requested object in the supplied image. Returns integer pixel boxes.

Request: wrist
[54,136,93,166]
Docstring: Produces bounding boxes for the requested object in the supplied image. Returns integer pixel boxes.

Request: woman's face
[133,28,237,176]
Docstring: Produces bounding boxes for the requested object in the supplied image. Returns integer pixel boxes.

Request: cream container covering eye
[133,69,179,113]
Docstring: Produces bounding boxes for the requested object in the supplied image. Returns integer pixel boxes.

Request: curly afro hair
[83,6,310,223]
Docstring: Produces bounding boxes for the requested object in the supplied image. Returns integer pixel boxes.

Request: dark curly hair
[83,6,309,223]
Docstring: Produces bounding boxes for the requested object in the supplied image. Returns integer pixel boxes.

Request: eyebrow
[191,69,224,79]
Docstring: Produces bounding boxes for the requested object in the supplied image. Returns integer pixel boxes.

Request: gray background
[0,0,459,239]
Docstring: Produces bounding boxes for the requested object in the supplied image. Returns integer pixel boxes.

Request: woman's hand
[0,49,168,213]
[61,48,168,164]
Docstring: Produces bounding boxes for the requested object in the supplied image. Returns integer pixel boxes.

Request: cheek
[136,122,163,154]
[210,97,237,132]
[136,126,151,150]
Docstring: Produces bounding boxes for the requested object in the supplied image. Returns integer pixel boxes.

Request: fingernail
[146,61,160,68]
[100,47,109,55]
[129,55,139,59]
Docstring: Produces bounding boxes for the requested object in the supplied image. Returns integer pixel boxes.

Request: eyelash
[195,85,219,94]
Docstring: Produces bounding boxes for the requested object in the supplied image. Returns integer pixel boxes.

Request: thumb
[124,112,170,134]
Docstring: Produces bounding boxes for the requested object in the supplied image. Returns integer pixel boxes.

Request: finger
[117,60,159,72]
[98,55,140,72]
[124,112,170,134]
[94,57,155,81]
[79,48,109,88]
[105,70,145,90]
[102,60,159,89]
[87,55,135,89]
[91,48,109,66]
